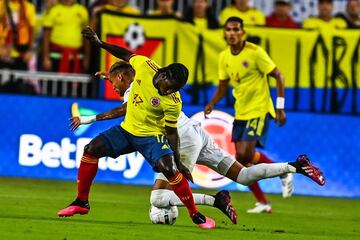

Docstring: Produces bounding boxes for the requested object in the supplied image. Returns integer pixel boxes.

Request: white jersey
[123,84,235,180]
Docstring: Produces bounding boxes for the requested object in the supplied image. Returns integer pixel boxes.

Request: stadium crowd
[0,0,359,94]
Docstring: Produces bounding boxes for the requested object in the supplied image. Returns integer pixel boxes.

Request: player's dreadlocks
[160,63,189,89]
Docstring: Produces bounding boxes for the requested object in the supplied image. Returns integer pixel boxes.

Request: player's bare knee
[84,137,106,158]
[150,189,172,208]
[156,158,177,179]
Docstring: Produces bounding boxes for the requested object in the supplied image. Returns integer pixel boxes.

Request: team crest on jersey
[150,97,160,107]
[242,61,249,68]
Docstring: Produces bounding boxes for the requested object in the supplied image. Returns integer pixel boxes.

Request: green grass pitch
[0,177,359,240]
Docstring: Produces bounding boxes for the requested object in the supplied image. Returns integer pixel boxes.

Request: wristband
[79,115,96,124]
[276,97,285,109]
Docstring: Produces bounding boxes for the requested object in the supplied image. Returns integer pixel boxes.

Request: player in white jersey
[72,69,325,222]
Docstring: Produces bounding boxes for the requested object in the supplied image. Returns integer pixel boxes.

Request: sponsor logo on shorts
[190,110,235,188]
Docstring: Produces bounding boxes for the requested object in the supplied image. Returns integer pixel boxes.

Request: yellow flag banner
[99,11,360,114]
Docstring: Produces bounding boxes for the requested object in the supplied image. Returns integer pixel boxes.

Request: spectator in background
[266,0,299,28]
[336,0,360,28]
[97,0,140,15]
[148,0,182,18]
[303,0,347,30]
[0,0,36,70]
[0,0,11,68]
[183,0,219,31]
[42,0,89,73]
[219,0,265,26]
[89,0,140,34]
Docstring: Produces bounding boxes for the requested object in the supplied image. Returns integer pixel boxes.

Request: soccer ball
[124,22,145,50]
[149,206,179,225]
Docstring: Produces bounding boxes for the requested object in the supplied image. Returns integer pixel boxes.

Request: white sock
[236,163,296,186]
[169,192,215,206]
[150,189,215,208]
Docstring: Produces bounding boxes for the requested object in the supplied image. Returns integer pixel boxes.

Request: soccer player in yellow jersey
[205,16,291,213]
[58,26,216,229]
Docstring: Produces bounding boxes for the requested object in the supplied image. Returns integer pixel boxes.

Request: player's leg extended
[234,140,272,213]
[57,136,106,217]
[150,178,237,224]
[151,179,216,207]
[58,126,133,217]
[155,156,215,229]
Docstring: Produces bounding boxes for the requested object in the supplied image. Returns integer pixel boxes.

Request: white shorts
[156,124,236,182]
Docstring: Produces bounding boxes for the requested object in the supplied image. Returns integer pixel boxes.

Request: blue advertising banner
[0,94,359,197]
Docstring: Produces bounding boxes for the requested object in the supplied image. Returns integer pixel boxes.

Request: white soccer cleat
[246,202,272,214]
[280,173,293,198]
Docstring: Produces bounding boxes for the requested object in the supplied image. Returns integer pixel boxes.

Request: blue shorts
[99,125,173,170]
[231,114,271,148]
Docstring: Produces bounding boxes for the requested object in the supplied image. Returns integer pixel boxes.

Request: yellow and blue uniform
[99,55,182,169]
[218,41,276,147]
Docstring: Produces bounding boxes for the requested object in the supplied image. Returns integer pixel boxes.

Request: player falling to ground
[205,16,295,213]
[58,26,216,229]
[70,63,325,224]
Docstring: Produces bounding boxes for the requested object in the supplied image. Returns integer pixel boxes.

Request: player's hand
[95,71,110,80]
[69,116,81,131]
[82,26,102,46]
[204,103,214,116]
[69,116,96,131]
[275,109,286,126]
[178,162,193,183]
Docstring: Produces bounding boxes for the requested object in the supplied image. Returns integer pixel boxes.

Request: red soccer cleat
[58,198,90,217]
[192,212,216,229]
[296,154,325,186]
[213,190,238,224]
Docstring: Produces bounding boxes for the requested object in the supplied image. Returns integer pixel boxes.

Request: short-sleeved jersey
[218,41,276,120]
[303,17,347,31]
[219,6,265,26]
[121,55,182,137]
[42,3,88,48]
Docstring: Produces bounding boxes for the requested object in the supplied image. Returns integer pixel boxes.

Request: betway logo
[18,134,145,179]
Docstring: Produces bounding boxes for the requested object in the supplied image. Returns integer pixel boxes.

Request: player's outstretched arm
[268,68,286,126]
[69,103,127,131]
[204,79,230,115]
[96,103,127,121]
[82,26,133,62]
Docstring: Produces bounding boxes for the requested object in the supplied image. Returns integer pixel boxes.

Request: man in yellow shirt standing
[57,26,216,229]
[303,0,347,31]
[219,0,265,26]
[42,0,89,73]
[205,16,293,213]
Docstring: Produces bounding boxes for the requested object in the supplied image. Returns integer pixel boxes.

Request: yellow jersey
[219,6,265,26]
[121,55,182,136]
[193,18,208,32]
[218,42,276,120]
[42,3,88,48]
[303,17,347,31]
